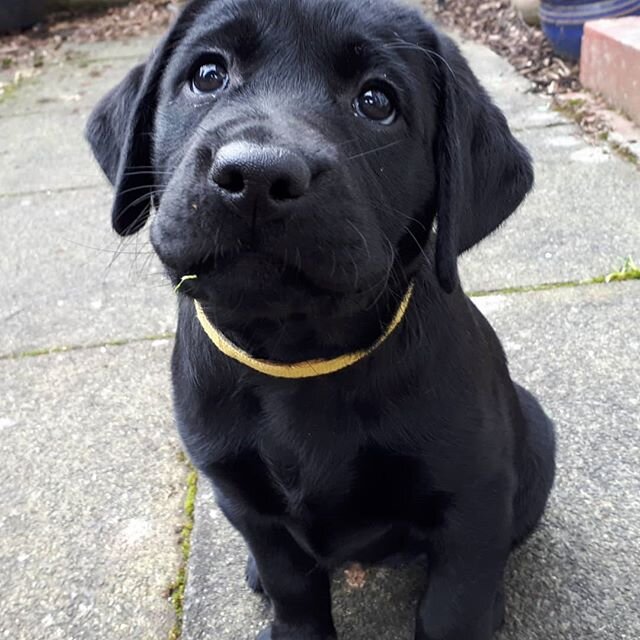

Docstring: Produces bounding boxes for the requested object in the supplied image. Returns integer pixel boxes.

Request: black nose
[211,142,311,206]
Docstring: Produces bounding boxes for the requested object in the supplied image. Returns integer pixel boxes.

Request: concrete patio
[0,6,638,640]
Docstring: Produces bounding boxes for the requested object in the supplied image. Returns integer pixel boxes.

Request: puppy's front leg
[241,519,336,640]
[415,481,511,640]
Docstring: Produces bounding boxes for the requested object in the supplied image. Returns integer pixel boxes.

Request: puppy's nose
[211,142,311,206]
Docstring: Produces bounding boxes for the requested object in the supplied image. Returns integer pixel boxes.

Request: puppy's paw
[245,553,264,594]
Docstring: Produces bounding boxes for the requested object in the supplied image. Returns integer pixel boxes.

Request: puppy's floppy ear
[85,0,209,236]
[85,49,163,236]
[432,34,534,292]
[85,64,146,188]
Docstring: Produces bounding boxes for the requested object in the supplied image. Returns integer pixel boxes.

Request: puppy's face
[87,0,533,325]
[150,0,437,321]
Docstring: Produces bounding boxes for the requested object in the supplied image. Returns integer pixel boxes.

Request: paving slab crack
[0,183,105,199]
[468,268,639,298]
[511,121,573,133]
[0,332,175,361]
[166,457,198,640]
[4,262,638,361]
[0,110,50,120]
[82,54,149,64]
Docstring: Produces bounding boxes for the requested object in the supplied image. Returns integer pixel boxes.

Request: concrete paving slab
[0,51,152,120]
[455,40,640,293]
[456,39,566,131]
[59,36,161,64]
[0,108,107,194]
[0,41,158,194]
[0,53,142,195]
[0,187,174,357]
[514,124,584,161]
[0,340,185,640]
[458,142,640,293]
[0,35,160,119]
[475,280,640,640]
[182,280,640,640]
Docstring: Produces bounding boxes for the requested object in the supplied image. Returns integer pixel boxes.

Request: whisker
[118,170,173,178]
[345,219,371,260]
[111,183,159,198]
[347,139,405,161]
[114,190,163,228]
[384,39,457,79]
[63,238,155,256]
[365,235,398,311]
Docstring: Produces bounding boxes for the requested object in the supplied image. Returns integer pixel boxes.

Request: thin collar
[193,282,415,379]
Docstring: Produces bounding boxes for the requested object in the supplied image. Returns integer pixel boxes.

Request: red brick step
[580,17,640,125]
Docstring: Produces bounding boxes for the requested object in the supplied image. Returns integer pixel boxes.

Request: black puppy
[87,0,556,638]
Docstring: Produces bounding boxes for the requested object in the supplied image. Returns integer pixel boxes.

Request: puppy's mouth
[168,247,362,310]
[194,250,339,297]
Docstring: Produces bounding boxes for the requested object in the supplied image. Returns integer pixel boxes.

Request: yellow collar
[193,282,415,379]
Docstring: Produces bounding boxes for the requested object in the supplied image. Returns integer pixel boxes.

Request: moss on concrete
[0,332,175,361]
[469,256,640,298]
[553,97,639,167]
[604,256,640,282]
[0,72,36,104]
[167,458,198,640]
[610,141,639,165]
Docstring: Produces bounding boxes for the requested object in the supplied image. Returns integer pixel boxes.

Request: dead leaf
[344,563,367,589]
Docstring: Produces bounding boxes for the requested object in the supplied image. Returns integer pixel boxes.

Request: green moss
[0,183,100,199]
[610,141,639,165]
[166,464,198,640]
[553,97,588,122]
[0,332,175,361]
[63,49,92,68]
[605,256,640,282]
[0,81,19,104]
[469,278,590,298]
[0,72,36,104]
[553,97,639,166]
[14,345,73,358]
[469,257,640,298]
[564,98,586,111]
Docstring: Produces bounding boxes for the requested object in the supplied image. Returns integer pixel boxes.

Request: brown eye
[191,60,229,94]
[354,86,396,124]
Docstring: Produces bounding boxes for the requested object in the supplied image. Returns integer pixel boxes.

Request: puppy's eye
[353,85,396,124]
[191,60,229,94]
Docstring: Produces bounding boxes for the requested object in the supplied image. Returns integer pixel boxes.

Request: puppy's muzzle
[211,141,313,220]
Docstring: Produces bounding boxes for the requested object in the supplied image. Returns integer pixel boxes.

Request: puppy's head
[87,0,532,324]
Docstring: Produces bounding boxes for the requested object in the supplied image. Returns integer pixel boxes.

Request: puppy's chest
[214,437,450,561]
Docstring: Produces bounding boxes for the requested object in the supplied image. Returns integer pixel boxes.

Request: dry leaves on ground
[425,1,637,146]
[0,1,176,72]
[428,0,580,95]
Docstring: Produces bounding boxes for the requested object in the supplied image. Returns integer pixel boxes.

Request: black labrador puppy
[86,0,556,638]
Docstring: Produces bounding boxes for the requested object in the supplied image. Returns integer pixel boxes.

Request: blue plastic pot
[0,0,45,33]
[540,0,640,60]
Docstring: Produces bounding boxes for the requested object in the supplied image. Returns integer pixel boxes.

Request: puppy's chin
[168,252,375,323]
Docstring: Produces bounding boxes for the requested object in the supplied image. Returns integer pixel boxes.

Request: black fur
[86,1,555,638]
